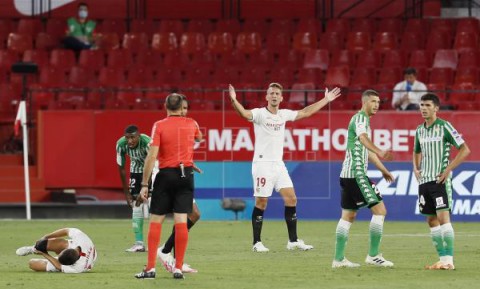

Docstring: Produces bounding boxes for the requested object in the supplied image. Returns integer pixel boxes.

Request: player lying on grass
[16,228,96,273]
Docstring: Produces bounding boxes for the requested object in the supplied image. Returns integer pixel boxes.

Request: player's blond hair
[268,82,283,92]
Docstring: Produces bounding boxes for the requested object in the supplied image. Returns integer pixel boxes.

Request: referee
[135,93,202,280]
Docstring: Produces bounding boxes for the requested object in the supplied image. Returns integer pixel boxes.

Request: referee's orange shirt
[150,116,201,169]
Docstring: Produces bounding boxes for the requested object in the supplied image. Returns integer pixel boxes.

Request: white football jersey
[62,228,97,273]
[250,107,297,162]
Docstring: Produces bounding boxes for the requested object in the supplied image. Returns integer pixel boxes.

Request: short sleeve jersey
[414,118,465,184]
[250,108,298,162]
[66,18,96,39]
[150,116,201,168]
[116,134,151,173]
[340,111,371,178]
[61,228,96,273]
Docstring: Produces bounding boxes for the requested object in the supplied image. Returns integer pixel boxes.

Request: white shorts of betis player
[252,161,293,197]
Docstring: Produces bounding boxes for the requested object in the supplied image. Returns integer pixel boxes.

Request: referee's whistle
[180,162,186,178]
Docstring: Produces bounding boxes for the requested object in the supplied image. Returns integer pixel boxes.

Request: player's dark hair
[78,2,88,8]
[403,67,417,75]
[165,93,183,111]
[124,125,138,134]
[421,93,440,107]
[58,248,80,265]
[361,89,379,101]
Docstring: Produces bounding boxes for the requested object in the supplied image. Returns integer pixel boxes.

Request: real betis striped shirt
[414,118,465,185]
[340,111,371,178]
[116,134,151,173]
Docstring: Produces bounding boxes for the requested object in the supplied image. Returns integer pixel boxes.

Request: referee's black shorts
[150,167,194,215]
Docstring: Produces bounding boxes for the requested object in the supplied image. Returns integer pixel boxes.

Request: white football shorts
[251,161,293,197]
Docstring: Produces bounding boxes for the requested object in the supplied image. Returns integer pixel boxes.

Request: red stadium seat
[430,18,455,40]
[454,101,480,111]
[351,18,377,34]
[457,50,480,69]
[159,20,184,38]
[303,49,329,70]
[0,19,14,39]
[99,67,125,87]
[127,66,155,86]
[163,51,189,69]
[268,67,294,88]
[96,33,120,50]
[115,89,142,109]
[432,49,458,69]
[50,49,76,72]
[242,19,268,37]
[383,50,406,68]
[39,66,66,87]
[215,19,241,36]
[122,33,149,53]
[151,32,178,53]
[78,50,105,71]
[269,19,295,35]
[377,67,401,86]
[107,49,134,69]
[326,18,350,34]
[289,82,317,103]
[236,32,262,55]
[319,32,345,53]
[17,19,43,36]
[346,32,371,51]
[239,66,268,86]
[409,50,432,68]
[35,32,59,50]
[46,18,67,40]
[98,19,126,36]
[191,50,215,71]
[297,18,321,35]
[207,32,234,54]
[266,32,290,55]
[156,67,182,86]
[454,67,478,85]
[187,19,214,36]
[135,50,163,68]
[7,33,33,53]
[351,67,376,86]
[248,49,274,67]
[405,18,429,35]
[330,50,355,67]
[454,31,478,53]
[429,67,454,86]
[0,67,8,84]
[456,18,480,34]
[68,66,97,87]
[292,32,317,52]
[180,32,206,55]
[22,49,49,67]
[400,31,425,52]
[425,30,452,52]
[212,67,240,85]
[276,49,302,68]
[378,18,403,34]
[450,83,475,101]
[297,68,322,84]
[356,50,381,68]
[325,66,350,87]
[184,67,212,84]
[131,20,156,38]
[374,32,398,51]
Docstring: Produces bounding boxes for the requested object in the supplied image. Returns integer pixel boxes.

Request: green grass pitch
[1,220,479,289]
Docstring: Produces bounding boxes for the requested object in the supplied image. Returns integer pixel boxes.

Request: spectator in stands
[16,228,96,273]
[392,67,427,110]
[63,2,97,52]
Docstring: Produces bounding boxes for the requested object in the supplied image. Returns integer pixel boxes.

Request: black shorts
[340,177,383,210]
[418,181,452,215]
[150,167,194,215]
[129,173,143,197]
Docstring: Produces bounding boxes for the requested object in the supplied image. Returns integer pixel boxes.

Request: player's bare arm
[413,152,422,181]
[229,84,253,120]
[35,249,62,270]
[437,143,471,184]
[118,165,132,207]
[295,87,341,121]
[358,134,394,161]
[369,153,395,182]
[41,228,70,239]
[138,145,159,203]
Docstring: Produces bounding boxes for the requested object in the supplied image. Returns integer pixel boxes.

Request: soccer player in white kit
[229,83,341,252]
[16,228,97,273]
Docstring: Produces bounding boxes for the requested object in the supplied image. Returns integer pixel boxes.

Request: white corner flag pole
[14,101,31,220]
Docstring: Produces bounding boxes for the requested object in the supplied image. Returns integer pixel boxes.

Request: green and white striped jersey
[414,118,465,185]
[340,111,371,178]
[116,134,151,173]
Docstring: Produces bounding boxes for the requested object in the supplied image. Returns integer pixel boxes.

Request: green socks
[441,223,454,257]
[368,215,384,257]
[334,219,352,261]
